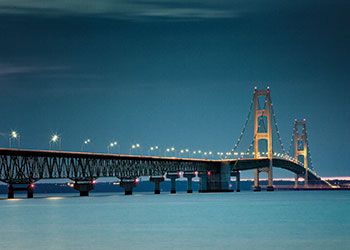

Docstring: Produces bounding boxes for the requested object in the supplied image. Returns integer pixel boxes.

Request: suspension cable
[232,93,254,153]
[270,98,288,155]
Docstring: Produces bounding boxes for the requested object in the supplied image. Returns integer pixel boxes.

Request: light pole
[203,152,208,159]
[179,149,185,158]
[130,143,141,155]
[107,141,118,153]
[49,134,61,150]
[217,152,224,159]
[9,130,20,148]
[149,146,159,156]
[81,138,91,151]
[171,147,176,157]
[192,151,197,158]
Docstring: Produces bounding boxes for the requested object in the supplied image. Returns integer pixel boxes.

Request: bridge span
[0,148,324,198]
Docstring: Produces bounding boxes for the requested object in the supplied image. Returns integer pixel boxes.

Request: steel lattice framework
[0,149,213,184]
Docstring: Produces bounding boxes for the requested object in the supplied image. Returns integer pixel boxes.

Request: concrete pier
[294,175,299,188]
[150,176,164,194]
[254,169,261,191]
[166,172,180,194]
[120,178,137,195]
[73,181,94,196]
[231,170,240,192]
[199,163,232,193]
[183,172,196,193]
[7,183,35,199]
[198,171,208,192]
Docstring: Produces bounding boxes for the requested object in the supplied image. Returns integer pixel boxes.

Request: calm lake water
[0,191,349,250]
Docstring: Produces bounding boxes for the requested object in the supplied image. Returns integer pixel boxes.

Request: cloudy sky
[0,0,349,177]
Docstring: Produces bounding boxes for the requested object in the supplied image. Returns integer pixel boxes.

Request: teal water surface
[0,191,349,250]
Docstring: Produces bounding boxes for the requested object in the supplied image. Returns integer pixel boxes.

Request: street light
[149,146,159,156]
[107,141,118,153]
[81,138,91,151]
[49,134,61,150]
[130,143,141,155]
[171,147,176,157]
[203,152,208,159]
[9,130,20,148]
[165,148,170,156]
[179,149,186,158]
[192,151,197,158]
[217,152,224,159]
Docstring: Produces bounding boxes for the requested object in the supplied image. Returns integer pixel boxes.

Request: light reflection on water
[0,191,349,250]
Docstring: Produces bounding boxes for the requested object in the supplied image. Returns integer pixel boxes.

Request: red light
[92,180,97,185]
[134,178,139,184]
[194,171,198,176]
[207,171,211,176]
[30,183,35,189]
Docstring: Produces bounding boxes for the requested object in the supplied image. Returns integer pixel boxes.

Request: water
[0,191,349,250]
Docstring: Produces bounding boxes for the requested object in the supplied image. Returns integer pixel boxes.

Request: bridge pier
[266,166,274,191]
[72,180,95,196]
[8,184,14,199]
[166,172,180,194]
[120,178,137,195]
[253,170,262,192]
[183,172,196,193]
[198,163,232,193]
[294,175,299,189]
[7,183,35,199]
[304,172,309,188]
[198,171,208,192]
[233,170,241,192]
[150,176,164,194]
[254,169,274,191]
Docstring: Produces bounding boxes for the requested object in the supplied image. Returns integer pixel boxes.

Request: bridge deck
[0,148,320,182]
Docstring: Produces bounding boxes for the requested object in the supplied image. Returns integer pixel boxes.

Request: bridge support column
[236,171,241,192]
[166,172,180,194]
[150,176,164,194]
[7,184,14,199]
[7,183,35,199]
[254,170,261,192]
[266,172,274,191]
[304,172,309,188]
[183,172,196,193]
[27,184,34,198]
[199,163,232,193]
[198,171,208,192]
[120,178,137,195]
[294,175,299,189]
[73,180,95,196]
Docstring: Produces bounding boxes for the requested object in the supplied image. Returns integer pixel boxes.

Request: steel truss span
[0,148,210,184]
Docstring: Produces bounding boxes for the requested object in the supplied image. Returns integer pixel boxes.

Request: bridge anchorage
[0,87,331,199]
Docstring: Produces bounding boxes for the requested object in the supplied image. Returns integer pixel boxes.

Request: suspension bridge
[0,87,335,198]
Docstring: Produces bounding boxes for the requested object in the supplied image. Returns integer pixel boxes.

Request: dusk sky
[0,1,349,177]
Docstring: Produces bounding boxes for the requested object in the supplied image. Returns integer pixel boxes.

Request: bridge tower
[293,119,309,187]
[253,87,274,191]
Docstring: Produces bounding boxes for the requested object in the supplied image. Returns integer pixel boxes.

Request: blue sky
[0,1,349,177]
